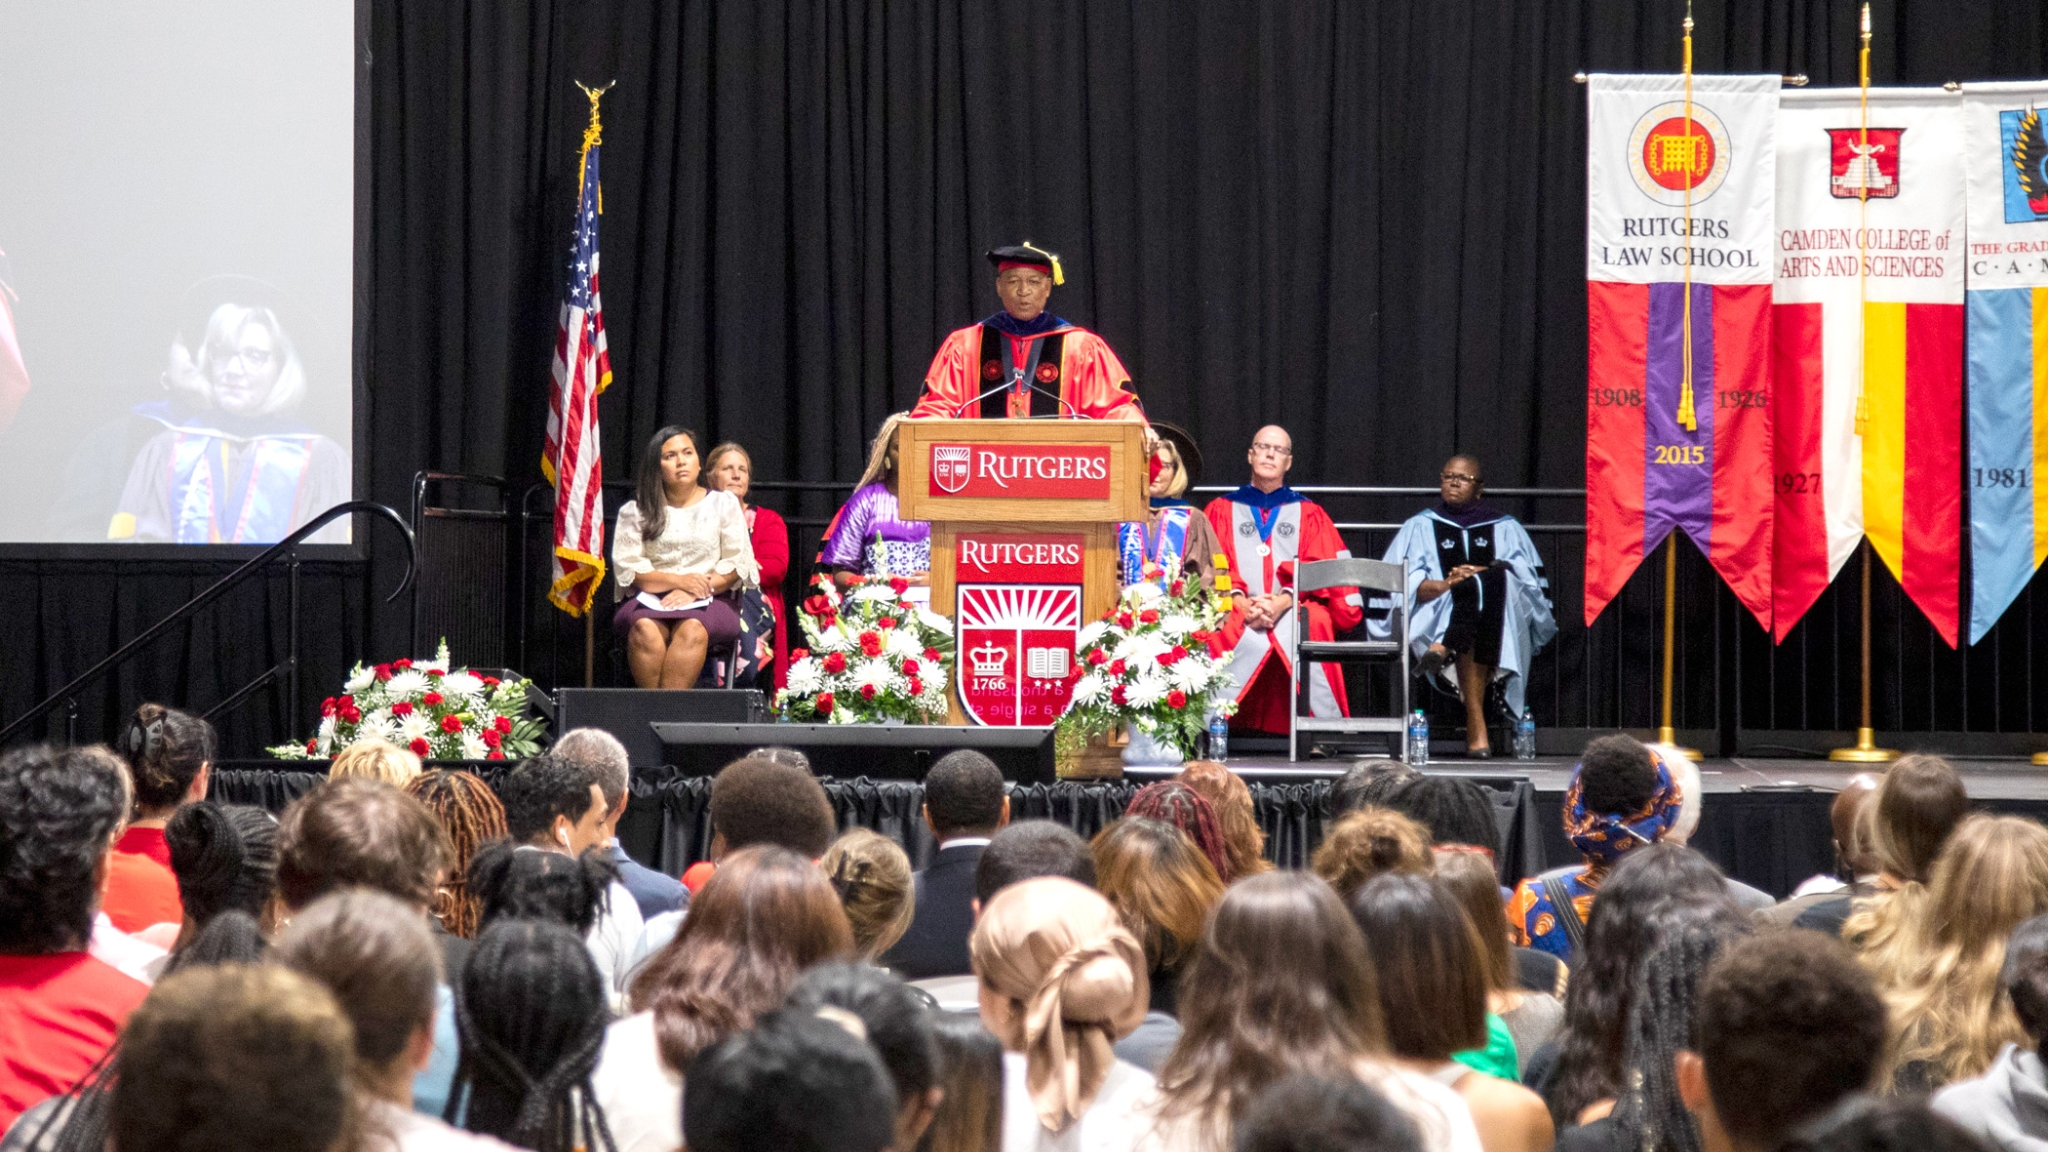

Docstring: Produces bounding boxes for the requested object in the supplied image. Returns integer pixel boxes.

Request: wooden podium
[893,419,1149,726]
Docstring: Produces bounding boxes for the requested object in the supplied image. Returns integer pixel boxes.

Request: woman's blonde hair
[856,413,911,490]
[1842,754,1971,975]
[820,828,914,961]
[1310,806,1433,900]
[1153,439,1190,499]
[328,738,423,788]
[1868,814,2048,1087]
[198,304,306,415]
[704,441,751,483]
[1092,817,1226,978]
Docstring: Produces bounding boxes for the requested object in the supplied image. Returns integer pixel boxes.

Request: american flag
[543,107,612,616]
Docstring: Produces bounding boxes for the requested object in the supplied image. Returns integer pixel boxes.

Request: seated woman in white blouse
[613,426,760,689]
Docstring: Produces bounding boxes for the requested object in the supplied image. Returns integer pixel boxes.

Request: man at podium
[909,243,1147,424]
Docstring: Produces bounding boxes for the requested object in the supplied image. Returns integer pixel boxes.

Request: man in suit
[552,727,687,921]
[881,750,1010,978]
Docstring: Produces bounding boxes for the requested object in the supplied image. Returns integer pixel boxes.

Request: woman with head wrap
[970,876,1157,1150]
[1505,735,1682,960]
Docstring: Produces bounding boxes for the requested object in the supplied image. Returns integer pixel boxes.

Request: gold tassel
[1020,240,1064,286]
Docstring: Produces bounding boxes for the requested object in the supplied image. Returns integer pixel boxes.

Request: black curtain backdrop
[4,0,2047,753]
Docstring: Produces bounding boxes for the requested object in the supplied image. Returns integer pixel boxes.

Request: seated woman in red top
[104,704,216,934]
[704,441,790,690]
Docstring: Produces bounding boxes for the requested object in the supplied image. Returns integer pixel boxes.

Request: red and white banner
[926,443,1111,499]
[1771,88,1965,644]
[956,584,1081,725]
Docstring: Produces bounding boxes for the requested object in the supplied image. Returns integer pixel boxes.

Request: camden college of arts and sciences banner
[1585,74,1778,630]
[1772,89,1965,646]
[1963,82,2048,644]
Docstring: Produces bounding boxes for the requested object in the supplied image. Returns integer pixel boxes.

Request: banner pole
[1831,542,1896,762]
[584,610,595,689]
[1656,534,1701,759]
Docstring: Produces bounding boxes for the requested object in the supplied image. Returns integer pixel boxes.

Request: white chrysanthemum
[1128,582,1165,606]
[853,658,896,693]
[1168,660,1213,694]
[397,713,435,744]
[1157,614,1196,638]
[1072,674,1109,705]
[1125,677,1166,709]
[850,584,896,603]
[440,671,484,698]
[317,715,338,741]
[814,625,854,652]
[885,628,923,658]
[785,659,823,695]
[386,670,431,699]
[915,607,954,636]
[345,665,377,693]
[1077,620,1109,649]
[358,712,398,745]
[459,731,490,760]
[1115,634,1170,665]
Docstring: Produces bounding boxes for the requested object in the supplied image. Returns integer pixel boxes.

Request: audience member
[552,728,685,920]
[1330,760,1421,817]
[1778,1098,1993,1152]
[329,737,425,788]
[1759,773,1879,930]
[1508,735,1680,959]
[104,704,215,933]
[1124,780,1233,882]
[1433,847,1561,1075]
[1533,844,1735,1129]
[1384,776,1502,860]
[703,440,792,690]
[1681,931,1887,1152]
[405,768,509,938]
[1311,806,1433,898]
[1933,912,2048,1150]
[468,838,617,934]
[920,1012,1005,1152]
[969,877,1157,1149]
[975,820,1097,904]
[1552,899,1751,1152]
[1142,871,1481,1152]
[882,749,1010,978]
[500,753,644,1002]
[1235,1074,1427,1152]
[156,802,278,974]
[110,964,352,1152]
[1863,815,2048,1093]
[1827,754,1971,944]
[450,919,616,1152]
[683,1010,897,1152]
[787,962,944,1150]
[1179,760,1273,881]
[822,828,916,962]
[1349,874,1553,1152]
[274,889,512,1152]
[1092,817,1224,1020]
[600,846,853,1152]
[1656,754,1776,913]
[0,745,146,1130]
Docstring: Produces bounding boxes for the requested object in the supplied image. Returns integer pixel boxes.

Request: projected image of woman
[107,302,348,543]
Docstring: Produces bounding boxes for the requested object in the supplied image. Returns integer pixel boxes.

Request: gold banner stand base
[1829,727,1898,764]
[2032,751,2048,766]
[1653,727,1701,762]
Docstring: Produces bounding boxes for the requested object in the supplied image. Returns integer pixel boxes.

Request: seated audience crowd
[5,706,2047,1152]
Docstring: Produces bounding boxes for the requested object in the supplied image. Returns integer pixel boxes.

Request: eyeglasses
[1440,472,1479,485]
[1250,443,1292,458]
[208,342,274,370]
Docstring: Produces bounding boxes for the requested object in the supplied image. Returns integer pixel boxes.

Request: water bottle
[1514,708,1537,761]
[1208,715,1230,762]
[1406,709,1429,767]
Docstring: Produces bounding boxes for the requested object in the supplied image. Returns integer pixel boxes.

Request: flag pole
[1656,2,1701,761]
[1830,6,1896,765]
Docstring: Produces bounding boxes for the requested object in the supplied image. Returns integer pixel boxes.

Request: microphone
[950,380,1014,418]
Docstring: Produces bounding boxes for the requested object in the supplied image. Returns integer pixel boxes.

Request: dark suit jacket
[880,841,985,979]
[611,841,688,920]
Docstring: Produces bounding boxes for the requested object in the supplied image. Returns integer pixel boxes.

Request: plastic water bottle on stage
[1406,710,1429,767]
[1208,715,1229,761]
[1514,709,1537,761]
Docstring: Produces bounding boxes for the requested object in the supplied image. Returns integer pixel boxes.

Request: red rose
[907,676,924,695]
[423,691,444,706]
[1139,609,1160,624]
[889,576,910,594]
[481,676,501,688]
[877,617,897,630]
[1111,685,1128,705]
[859,631,884,657]
[791,648,810,663]
[1191,630,1212,645]
[902,659,922,676]
[482,729,502,748]
[1108,659,1126,677]
[924,647,942,662]
[1087,648,1107,666]
[394,658,413,671]
[375,665,393,682]
[340,695,355,708]
[1170,580,1186,597]
[427,668,445,679]
[1167,689,1188,709]
[804,595,835,617]
[859,684,878,701]
[495,716,513,734]
[1156,651,1176,666]
[823,652,848,674]
[391,702,414,717]
[409,738,431,756]
[439,715,462,734]
[341,707,362,724]
[487,751,505,761]
[1117,612,1135,629]
[815,692,836,714]
[321,697,337,717]
[1171,645,1189,662]
[305,739,318,754]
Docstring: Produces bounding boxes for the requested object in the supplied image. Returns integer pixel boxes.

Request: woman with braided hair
[153,801,279,975]
[449,918,617,1152]
[404,769,508,939]
[103,703,216,933]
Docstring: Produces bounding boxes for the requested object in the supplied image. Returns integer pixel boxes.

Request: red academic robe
[749,505,790,688]
[1204,489,1363,734]
[911,322,1143,421]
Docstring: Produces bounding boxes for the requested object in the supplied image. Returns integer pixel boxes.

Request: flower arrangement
[1061,573,1234,757]
[268,642,544,761]
[776,573,955,723]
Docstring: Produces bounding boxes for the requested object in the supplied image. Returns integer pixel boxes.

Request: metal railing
[0,503,417,747]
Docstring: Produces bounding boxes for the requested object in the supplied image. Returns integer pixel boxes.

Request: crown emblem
[969,642,1009,677]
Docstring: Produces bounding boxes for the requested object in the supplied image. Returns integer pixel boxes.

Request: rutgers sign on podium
[893,418,1148,728]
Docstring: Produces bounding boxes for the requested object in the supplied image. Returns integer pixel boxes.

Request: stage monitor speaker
[650,722,1057,784]
[555,689,767,767]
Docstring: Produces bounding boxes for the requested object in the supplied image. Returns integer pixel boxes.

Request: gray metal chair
[1289,557,1409,761]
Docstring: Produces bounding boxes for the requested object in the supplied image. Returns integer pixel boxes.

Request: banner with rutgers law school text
[1772,89,1964,646]
[1585,74,1777,629]
[1961,82,2048,644]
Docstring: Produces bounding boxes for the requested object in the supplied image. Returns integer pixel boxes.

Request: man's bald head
[1832,773,1880,878]
[1248,426,1294,490]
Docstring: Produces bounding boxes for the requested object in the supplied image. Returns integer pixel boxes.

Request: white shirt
[588,880,646,1013]
[1127,1059,1482,1152]
[613,489,758,591]
[590,1011,683,1152]
[89,913,166,985]
[363,1099,518,1152]
[625,909,687,986]
[1001,1052,1158,1152]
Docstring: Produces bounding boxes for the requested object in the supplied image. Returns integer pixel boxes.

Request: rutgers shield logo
[932,445,972,494]
[1826,127,1904,199]
[956,584,1080,726]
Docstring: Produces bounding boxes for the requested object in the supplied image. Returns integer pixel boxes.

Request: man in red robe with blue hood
[911,243,1147,425]
[1205,425,1363,735]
